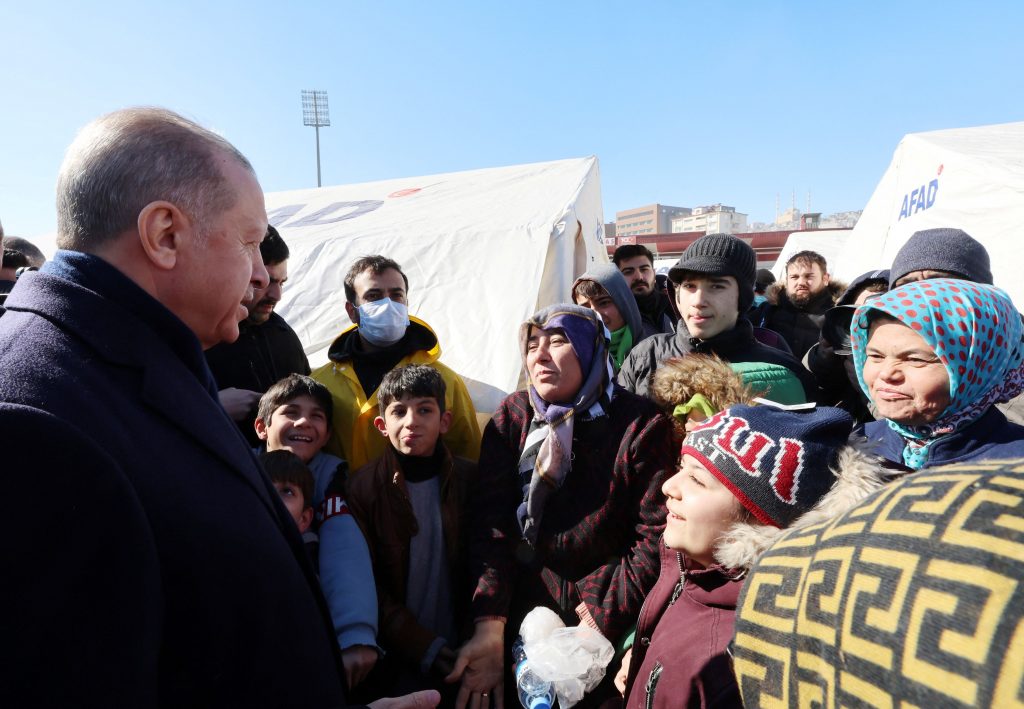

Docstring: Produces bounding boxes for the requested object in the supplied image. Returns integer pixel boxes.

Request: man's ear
[345,301,359,324]
[137,200,189,271]
[439,410,453,435]
[822,272,831,286]
[254,417,270,441]
[373,416,389,437]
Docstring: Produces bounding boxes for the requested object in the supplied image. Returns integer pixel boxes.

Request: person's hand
[368,690,441,709]
[446,619,505,709]
[613,647,632,696]
[341,644,378,690]
[431,645,457,677]
[217,387,262,421]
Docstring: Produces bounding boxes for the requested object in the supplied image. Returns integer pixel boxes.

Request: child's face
[662,454,743,566]
[255,395,330,463]
[374,395,451,457]
[273,481,313,534]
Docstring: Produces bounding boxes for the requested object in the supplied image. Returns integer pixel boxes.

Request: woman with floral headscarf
[447,304,675,708]
[851,278,1024,470]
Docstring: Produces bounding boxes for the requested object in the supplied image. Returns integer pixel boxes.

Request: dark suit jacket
[0,252,349,708]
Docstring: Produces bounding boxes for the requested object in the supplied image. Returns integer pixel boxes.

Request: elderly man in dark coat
[0,108,435,709]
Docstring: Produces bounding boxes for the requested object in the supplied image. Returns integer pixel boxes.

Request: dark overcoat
[0,253,349,708]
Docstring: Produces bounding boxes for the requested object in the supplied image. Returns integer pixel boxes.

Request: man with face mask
[312,255,480,470]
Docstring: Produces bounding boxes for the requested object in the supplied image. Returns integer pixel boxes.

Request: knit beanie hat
[668,233,757,312]
[889,228,993,288]
[680,404,854,528]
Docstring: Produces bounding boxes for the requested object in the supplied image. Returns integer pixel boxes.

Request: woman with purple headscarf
[447,305,675,708]
[851,279,1024,470]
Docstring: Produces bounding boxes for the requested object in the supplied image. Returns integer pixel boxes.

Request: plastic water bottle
[513,639,557,709]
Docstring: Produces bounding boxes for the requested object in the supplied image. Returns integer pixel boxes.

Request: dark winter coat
[616,317,817,401]
[0,252,350,707]
[469,387,674,636]
[859,407,1024,469]
[749,281,843,360]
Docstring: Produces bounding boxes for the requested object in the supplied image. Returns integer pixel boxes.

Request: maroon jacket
[623,544,744,709]
[468,386,674,644]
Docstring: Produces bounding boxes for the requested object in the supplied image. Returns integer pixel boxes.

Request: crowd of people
[1,107,1022,708]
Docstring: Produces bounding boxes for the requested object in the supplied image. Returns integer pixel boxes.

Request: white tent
[833,121,1024,308]
[771,230,852,281]
[269,157,606,417]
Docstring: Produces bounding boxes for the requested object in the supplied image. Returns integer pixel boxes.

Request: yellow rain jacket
[311,316,481,470]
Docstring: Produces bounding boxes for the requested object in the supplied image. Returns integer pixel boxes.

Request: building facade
[616,204,691,238]
[670,204,748,234]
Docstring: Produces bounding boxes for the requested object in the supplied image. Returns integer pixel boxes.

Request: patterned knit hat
[668,233,757,312]
[680,404,854,528]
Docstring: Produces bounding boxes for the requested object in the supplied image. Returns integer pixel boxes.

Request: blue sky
[3,1,1023,240]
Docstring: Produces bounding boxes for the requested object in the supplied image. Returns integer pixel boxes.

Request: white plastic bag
[519,607,615,708]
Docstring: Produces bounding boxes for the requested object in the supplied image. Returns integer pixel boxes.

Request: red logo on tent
[388,188,422,198]
[937,164,944,175]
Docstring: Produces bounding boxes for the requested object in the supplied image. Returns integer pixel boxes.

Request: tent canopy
[833,121,1024,308]
[269,157,606,416]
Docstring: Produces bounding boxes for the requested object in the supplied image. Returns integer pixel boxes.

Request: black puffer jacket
[616,317,817,400]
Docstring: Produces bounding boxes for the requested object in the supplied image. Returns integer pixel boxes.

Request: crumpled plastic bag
[519,607,615,708]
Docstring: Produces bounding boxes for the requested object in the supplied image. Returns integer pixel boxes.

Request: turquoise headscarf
[850,279,1024,468]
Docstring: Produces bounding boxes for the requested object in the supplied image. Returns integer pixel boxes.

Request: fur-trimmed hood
[713,443,897,570]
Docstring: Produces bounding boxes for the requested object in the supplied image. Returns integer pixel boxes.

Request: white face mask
[357,299,410,346]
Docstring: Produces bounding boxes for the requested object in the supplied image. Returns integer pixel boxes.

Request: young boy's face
[255,395,331,464]
[273,481,313,534]
[374,395,452,457]
[661,454,743,567]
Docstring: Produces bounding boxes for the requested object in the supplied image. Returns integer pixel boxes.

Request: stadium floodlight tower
[301,89,330,187]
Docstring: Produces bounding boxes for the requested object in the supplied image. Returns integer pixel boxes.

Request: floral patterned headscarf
[851,279,1024,468]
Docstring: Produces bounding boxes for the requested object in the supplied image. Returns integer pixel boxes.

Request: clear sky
[3,1,1023,242]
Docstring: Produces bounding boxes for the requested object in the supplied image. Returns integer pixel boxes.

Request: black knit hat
[669,233,757,312]
[889,228,993,288]
[680,404,854,528]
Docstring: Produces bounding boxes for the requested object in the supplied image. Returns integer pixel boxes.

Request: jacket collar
[7,251,280,517]
[674,314,757,355]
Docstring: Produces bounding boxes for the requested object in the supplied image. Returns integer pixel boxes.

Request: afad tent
[833,121,1024,308]
[269,157,606,416]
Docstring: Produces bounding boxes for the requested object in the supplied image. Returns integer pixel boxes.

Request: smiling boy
[345,364,476,702]
[254,374,380,693]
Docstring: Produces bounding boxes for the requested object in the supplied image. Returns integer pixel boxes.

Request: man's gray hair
[55,107,254,251]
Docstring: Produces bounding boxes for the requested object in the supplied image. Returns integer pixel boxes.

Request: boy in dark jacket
[346,364,477,701]
[261,450,319,571]
[617,404,855,708]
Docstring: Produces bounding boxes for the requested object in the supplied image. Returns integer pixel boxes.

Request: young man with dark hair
[206,225,310,443]
[613,244,676,334]
[572,264,654,371]
[750,249,842,359]
[618,233,816,401]
[346,364,476,702]
[312,255,480,470]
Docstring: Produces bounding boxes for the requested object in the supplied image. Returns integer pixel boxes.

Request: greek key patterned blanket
[732,459,1024,708]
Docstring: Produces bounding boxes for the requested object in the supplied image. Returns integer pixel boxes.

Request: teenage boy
[617,233,816,400]
[254,374,380,692]
[613,244,676,334]
[311,255,480,471]
[571,264,654,371]
[346,364,476,701]
[261,449,317,568]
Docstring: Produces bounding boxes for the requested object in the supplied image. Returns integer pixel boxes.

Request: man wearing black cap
[617,233,816,399]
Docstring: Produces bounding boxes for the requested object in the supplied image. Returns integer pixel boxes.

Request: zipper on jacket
[669,553,686,605]
[644,662,663,709]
